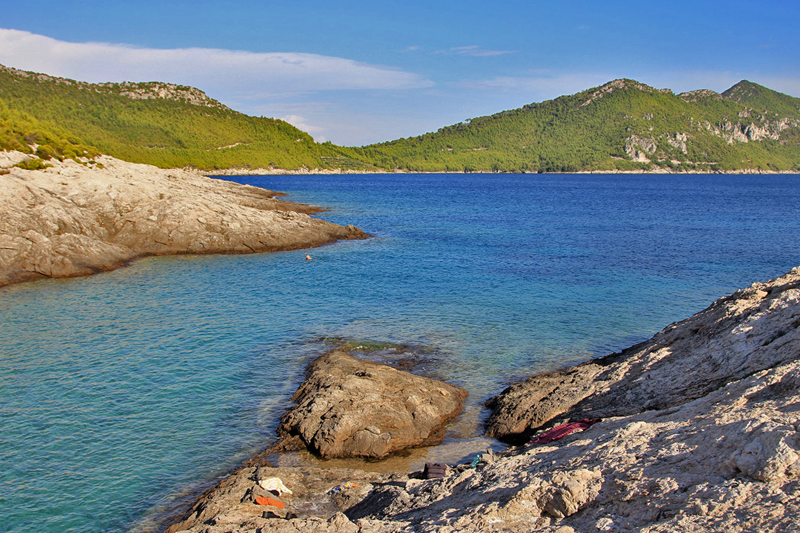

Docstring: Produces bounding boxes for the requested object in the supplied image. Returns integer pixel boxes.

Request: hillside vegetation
[356,79,800,173]
[0,64,370,171]
[0,99,100,170]
[2,63,799,173]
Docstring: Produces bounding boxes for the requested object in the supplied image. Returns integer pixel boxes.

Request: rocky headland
[0,151,368,286]
[165,267,800,533]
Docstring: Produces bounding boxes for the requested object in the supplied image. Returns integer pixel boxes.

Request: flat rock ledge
[485,266,800,445]
[0,151,368,286]
[277,350,468,459]
[164,464,406,533]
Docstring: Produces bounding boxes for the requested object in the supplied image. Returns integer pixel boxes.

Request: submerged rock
[0,152,369,286]
[278,350,468,459]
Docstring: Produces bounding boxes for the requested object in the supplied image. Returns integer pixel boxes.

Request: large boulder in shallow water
[278,350,467,459]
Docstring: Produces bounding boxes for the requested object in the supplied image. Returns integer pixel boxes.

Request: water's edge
[4,172,799,533]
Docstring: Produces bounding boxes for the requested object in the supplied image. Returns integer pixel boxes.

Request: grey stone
[278,350,468,459]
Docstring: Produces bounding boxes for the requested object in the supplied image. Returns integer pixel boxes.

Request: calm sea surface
[2,173,799,532]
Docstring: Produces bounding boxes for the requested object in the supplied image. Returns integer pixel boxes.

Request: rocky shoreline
[208,166,797,176]
[4,150,797,531]
[163,267,800,533]
[0,151,368,287]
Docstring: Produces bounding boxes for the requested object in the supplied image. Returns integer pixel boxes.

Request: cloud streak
[0,29,434,95]
[439,45,515,57]
[456,69,800,105]
[456,72,614,100]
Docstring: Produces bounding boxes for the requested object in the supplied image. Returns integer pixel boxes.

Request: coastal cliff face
[166,268,800,533]
[0,151,368,286]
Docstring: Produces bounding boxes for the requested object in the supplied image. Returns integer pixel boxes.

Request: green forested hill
[2,64,799,173]
[1,98,100,169]
[0,64,368,171]
[356,79,800,172]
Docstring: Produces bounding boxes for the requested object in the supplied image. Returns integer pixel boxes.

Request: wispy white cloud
[456,69,800,103]
[402,45,422,52]
[0,28,434,95]
[280,114,327,140]
[456,72,613,100]
[439,45,515,57]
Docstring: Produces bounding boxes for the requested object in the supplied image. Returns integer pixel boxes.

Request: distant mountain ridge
[2,63,799,173]
[1,64,226,109]
[356,78,800,172]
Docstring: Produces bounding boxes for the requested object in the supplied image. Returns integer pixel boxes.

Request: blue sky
[1,0,798,145]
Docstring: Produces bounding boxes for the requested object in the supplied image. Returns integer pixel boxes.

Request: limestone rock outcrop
[277,350,468,459]
[166,267,800,533]
[164,464,399,533]
[338,353,800,533]
[169,357,800,533]
[0,152,368,286]
[486,266,800,444]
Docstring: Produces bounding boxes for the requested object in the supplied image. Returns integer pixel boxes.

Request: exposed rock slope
[166,268,800,533]
[486,267,800,444]
[339,355,800,532]
[0,151,368,286]
[278,350,468,458]
[1,64,226,108]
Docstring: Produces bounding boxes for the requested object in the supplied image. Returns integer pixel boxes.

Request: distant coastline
[208,166,800,176]
[2,149,796,287]
[4,65,800,176]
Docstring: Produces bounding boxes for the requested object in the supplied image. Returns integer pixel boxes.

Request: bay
[1,172,799,532]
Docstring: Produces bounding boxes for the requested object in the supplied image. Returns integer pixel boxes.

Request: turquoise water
[2,173,799,532]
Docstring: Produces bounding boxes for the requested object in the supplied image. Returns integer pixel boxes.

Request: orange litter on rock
[255,496,285,508]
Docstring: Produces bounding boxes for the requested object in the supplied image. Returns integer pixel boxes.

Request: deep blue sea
[2,172,799,532]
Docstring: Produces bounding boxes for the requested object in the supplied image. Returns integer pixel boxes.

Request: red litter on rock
[255,496,285,508]
[531,419,599,444]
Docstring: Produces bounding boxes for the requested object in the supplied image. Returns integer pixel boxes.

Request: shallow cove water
[2,172,799,532]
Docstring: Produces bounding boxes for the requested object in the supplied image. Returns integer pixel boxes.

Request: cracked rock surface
[486,267,800,444]
[0,152,368,286]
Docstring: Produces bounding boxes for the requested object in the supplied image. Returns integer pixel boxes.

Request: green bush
[35,144,60,160]
[14,158,52,170]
